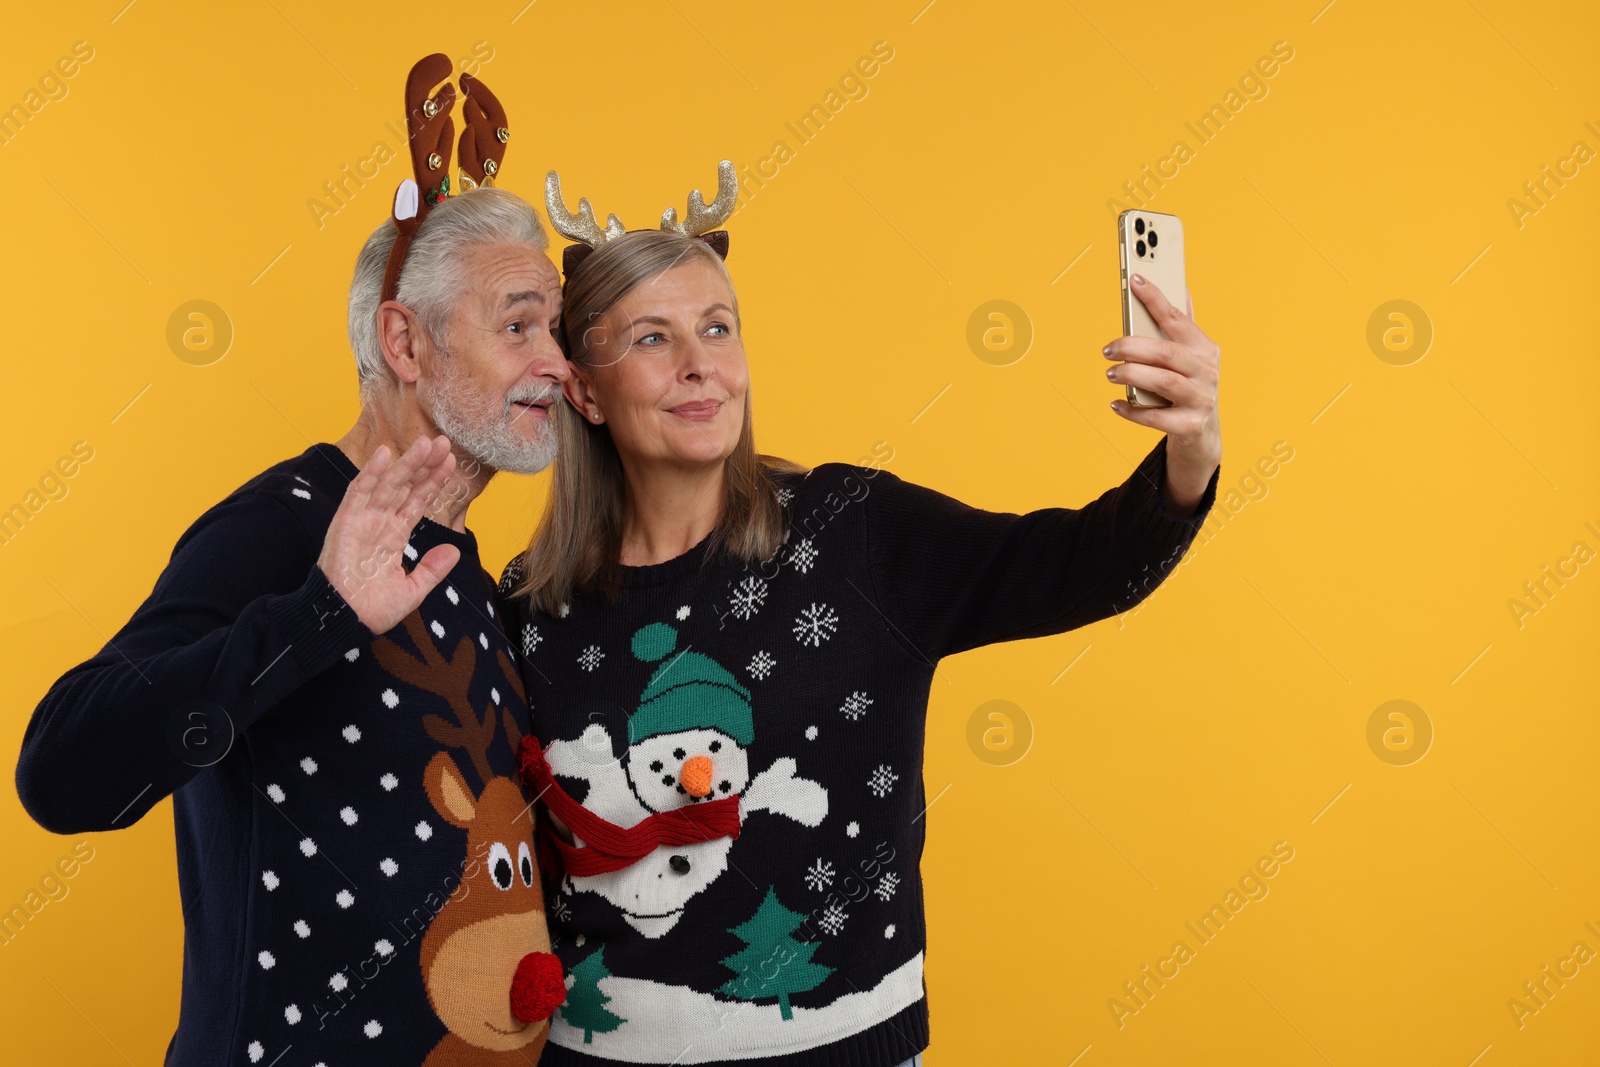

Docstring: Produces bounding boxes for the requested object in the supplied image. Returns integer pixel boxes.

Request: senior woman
[496,163,1221,1067]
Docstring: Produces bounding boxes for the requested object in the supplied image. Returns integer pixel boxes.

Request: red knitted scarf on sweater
[516,735,742,877]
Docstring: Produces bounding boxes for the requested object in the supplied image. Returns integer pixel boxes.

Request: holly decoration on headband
[423,175,451,208]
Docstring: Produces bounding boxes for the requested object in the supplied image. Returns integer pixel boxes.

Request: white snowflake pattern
[840,690,873,721]
[885,924,897,939]
[522,624,542,657]
[868,764,898,798]
[551,897,572,923]
[258,950,276,970]
[776,486,795,507]
[284,1004,302,1025]
[379,858,399,877]
[805,725,818,740]
[340,807,358,826]
[818,901,848,936]
[788,537,819,574]
[248,1040,264,1063]
[676,605,692,620]
[379,773,398,792]
[381,689,399,709]
[730,576,768,620]
[414,821,433,841]
[793,602,839,647]
[300,757,318,776]
[335,890,355,909]
[364,1020,383,1039]
[445,585,459,605]
[342,724,361,743]
[846,821,860,838]
[294,920,311,939]
[261,870,280,891]
[875,871,900,902]
[747,651,776,680]
[804,858,836,892]
[266,784,286,803]
[577,645,605,672]
[429,620,445,639]
[374,939,394,957]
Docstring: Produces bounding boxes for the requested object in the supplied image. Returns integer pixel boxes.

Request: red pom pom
[510,950,566,1023]
[516,734,549,789]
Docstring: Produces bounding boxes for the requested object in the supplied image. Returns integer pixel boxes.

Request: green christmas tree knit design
[562,947,626,1043]
[718,886,834,1021]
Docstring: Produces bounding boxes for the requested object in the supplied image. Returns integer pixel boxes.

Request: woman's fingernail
[1131,273,1144,285]
[1102,344,1113,356]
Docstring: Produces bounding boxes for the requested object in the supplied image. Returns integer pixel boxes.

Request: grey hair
[347,187,549,389]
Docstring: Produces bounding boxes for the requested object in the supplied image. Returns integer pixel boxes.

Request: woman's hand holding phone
[1104,276,1222,518]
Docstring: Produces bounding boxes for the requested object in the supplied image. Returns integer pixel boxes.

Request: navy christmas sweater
[495,436,1219,1066]
[16,442,557,1066]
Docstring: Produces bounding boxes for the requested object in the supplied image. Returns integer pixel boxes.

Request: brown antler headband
[545,160,738,278]
[380,54,512,305]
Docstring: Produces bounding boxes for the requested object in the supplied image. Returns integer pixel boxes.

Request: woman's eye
[507,321,524,334]
[638,332,664,346]
[706,323,729,337]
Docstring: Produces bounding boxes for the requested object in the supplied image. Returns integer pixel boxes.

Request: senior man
[16,62,570,1061]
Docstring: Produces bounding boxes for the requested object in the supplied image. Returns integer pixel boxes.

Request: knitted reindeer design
[374,612,564,1064]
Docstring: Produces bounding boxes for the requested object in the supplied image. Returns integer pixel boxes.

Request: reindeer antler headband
[380,53,512,305]
[544,160,738,278]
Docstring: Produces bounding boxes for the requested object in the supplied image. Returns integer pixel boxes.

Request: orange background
[1,1,1597,1063]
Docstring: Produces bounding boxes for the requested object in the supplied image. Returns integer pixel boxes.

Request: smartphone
[1117,209,1186,408]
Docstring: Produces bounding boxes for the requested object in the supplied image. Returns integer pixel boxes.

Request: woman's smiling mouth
[668,399,721,421]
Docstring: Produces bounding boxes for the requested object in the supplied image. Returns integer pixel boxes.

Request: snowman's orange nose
[680,755,714,797]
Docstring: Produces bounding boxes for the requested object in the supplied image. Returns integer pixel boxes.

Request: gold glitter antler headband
[380,54,513,304]
[660,160,738,238]
[543,172,626,249]
[545,160,739,278]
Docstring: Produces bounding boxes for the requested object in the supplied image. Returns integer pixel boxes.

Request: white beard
[426,349,560,475]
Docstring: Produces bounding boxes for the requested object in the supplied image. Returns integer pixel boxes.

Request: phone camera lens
[1135,240,1147,257]
[1134,218,1145,235]
[1148,230,1158,248]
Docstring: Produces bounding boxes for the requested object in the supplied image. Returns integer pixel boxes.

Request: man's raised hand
[317,436,460,634]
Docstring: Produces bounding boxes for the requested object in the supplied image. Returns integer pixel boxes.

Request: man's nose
[531,331,572,382]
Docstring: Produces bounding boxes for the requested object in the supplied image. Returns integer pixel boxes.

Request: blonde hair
[512,230,806,613]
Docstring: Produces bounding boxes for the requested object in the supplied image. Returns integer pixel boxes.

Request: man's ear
[377,300,425,386]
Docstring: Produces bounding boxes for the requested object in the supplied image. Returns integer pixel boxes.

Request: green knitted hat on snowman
[629,621,754,747]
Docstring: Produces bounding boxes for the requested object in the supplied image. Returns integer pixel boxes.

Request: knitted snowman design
[545,621,827,937]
